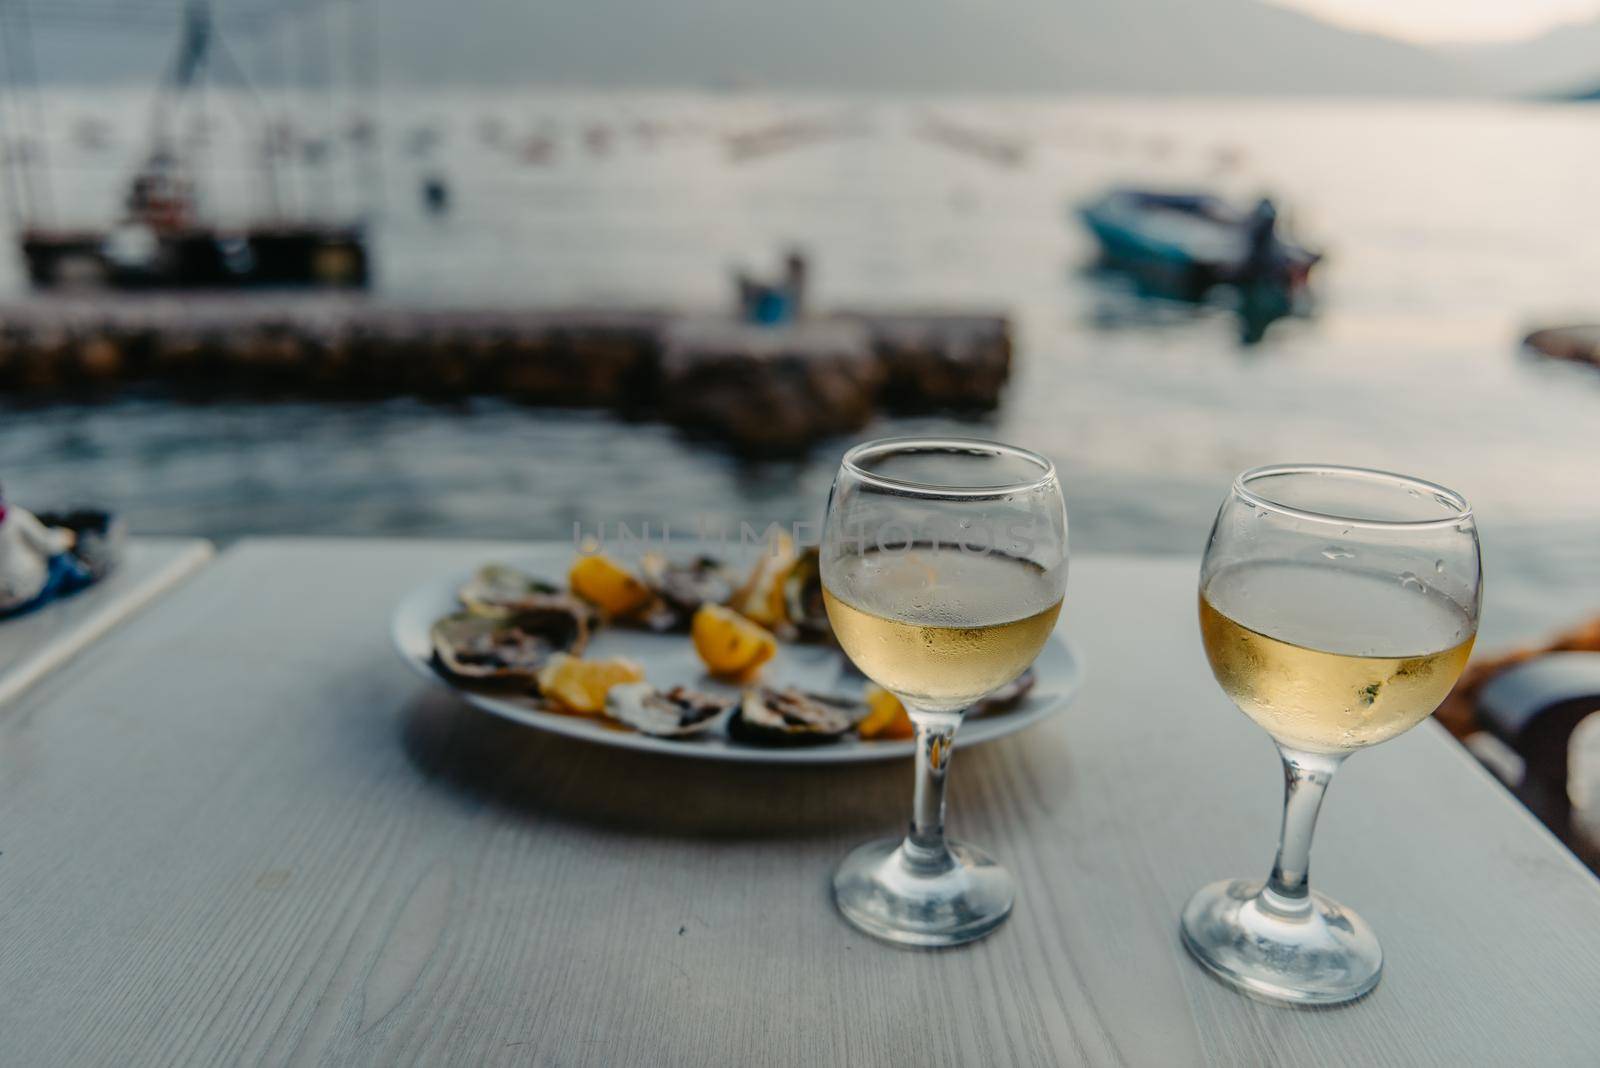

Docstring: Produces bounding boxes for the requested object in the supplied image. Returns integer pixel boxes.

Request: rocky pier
[0,295,1012,455]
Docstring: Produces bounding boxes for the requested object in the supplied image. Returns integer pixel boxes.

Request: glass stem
[903,709,961,874]
[1259,744,1346,919]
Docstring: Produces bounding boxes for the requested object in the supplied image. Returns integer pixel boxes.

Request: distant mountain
[1454,18,1600,97]
[377,0,1485,95]
[28,0,1485,97]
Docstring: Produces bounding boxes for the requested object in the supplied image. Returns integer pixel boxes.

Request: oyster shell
[974,667,1036,715]
[431,601,590,683]
[780,547,830,641]
[605,682,731,737]
[637,553,738,631]
[728,687,865,746]
[729,532,798,628]
[458,564,562,619]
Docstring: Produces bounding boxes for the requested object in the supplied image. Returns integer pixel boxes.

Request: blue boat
[1077,188,1320,301]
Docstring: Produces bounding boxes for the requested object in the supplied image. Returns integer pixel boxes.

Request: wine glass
[1182,464,1481,1004]
[821,437,1069,947]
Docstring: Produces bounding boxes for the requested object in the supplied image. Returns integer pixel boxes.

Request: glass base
[831,835,1014,948]
[1180,879,1382,1006]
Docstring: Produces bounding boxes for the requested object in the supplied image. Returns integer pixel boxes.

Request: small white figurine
[0,489,80,617]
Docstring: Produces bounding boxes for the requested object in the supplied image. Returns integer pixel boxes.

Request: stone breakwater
[0,295,1011,455]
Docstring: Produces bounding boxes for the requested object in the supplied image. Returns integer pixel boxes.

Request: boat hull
[1077,189,1318,301]
[21,225,370,290]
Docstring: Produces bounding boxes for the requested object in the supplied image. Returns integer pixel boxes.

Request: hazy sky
[1269,0,1600,43]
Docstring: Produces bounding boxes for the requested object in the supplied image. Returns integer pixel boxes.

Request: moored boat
[8,0,372,292]
[1076,187,1320,300]
[22,223,369,290]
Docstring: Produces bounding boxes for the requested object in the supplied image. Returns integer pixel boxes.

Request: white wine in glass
[1181,464,1481,1006]
[821,438,1069,948]
[1200,562,1475,753]
[823,548,1063,712]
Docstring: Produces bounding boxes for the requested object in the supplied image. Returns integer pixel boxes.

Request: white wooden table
[0,536,212,707]
[2,539,1599,1067]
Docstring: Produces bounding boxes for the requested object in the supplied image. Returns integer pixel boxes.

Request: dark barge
[20,225,369,290]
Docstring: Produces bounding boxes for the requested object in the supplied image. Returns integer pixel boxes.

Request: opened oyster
[780,547,830,641]
[974,667,1036,715]
[458,564,563,619]
[431,600,590,684]
[605,682,731,737]
[728,686,865,746]
[637,553,739,631]
[729,532,798,628]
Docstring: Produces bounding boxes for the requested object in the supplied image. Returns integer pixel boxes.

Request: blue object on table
[0,553,96,621]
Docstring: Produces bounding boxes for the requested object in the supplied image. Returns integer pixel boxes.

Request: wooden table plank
[1,539,1598,1067]
[0,537,213,707]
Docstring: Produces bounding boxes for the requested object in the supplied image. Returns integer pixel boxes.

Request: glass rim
[840,436,1058,498]
[1234,463,1473,530]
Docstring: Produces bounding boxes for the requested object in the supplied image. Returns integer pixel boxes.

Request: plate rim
[390,555,1084,765]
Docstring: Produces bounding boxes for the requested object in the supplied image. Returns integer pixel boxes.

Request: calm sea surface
[5,91,1600,645]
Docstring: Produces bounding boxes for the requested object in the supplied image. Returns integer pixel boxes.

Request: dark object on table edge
[34,509,126,581]
[1436,615,1600,874]
[0,508,123,622]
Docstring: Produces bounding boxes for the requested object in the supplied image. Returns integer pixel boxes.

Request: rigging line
[349,0,380,220]
[267,11,299,219]
[11,0,50,226]
[249,13,289,218]
[24,1,268,18]
[319,0,337,217]
[205,29,267,118]
[17,1,337,34]
[208,27,280,219]
[17,3,293,33]
[194,4,225,224]
[335,0,363,222]
[0,59,23,228]
[144,0,194,158]
[204,0,335,34]
[293,0,313,214]
[192,44,213,224]
[0,1,38,225]
[180,2,270,223]
[22,4,179,20]
[7,22,187,34]
[296,0,335,217]
[41,0,190,10]
[18,13,186,27]
[321,0,342,220]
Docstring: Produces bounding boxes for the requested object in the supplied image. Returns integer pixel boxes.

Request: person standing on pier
[735,247,810,325]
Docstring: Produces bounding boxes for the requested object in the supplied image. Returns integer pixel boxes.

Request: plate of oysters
[392,540,1082,764]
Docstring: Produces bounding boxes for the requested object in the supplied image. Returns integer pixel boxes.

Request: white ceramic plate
[391,552,1084,764]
